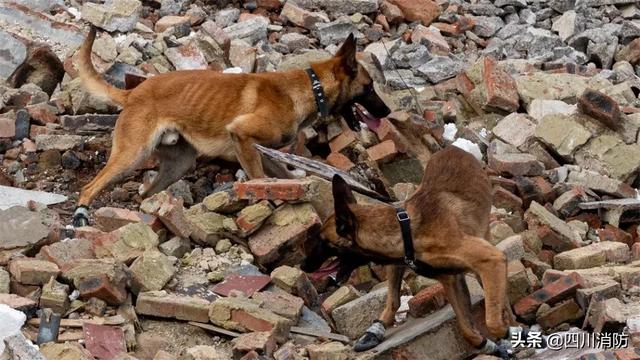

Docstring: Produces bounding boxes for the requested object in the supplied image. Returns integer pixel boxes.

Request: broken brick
[234,178,319,202]
[235,201,273,236]
[328,130,358,153]
[129,250,176,294]
[578,89,621,130]
[514,272,583,322]
[140,192,193,238]
[536,299,584,329]
[83,323,127,360]
[366,140,398,163]
[76,273,128,306]
[9,258,60,286]
[326,152,355,171]
[408,283,447,318]
[271,265,319,308]
[232,331,276,359]
[209,296,291,342]
[94,206,161,232]
[135,291,210,322]
[38,238,95,268]
[598,225,634,248]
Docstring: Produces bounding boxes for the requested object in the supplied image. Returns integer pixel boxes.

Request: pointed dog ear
[335,33,357,76]
[332,174,357,238]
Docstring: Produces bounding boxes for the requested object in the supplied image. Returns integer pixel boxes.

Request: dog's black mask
[341,84,391,131]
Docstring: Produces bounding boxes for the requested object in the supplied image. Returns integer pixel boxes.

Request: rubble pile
[1,0,640,359]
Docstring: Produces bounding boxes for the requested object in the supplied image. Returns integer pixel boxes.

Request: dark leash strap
[395,207,417,270]
[305,68,329,118]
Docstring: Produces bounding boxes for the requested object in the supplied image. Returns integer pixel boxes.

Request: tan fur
[74,29,381,208]
[320,146,518,348]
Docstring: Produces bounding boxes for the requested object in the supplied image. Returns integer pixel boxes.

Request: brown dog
[72,29,389,226]
[303,146,519,357]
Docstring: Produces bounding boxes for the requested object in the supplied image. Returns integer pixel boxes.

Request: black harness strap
[395,207,417,270]
[305,68,329,118]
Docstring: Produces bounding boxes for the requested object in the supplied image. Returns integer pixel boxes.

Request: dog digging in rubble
[71,29,389,226]
[302,146,526,358]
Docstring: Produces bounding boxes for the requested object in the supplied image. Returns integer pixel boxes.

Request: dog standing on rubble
[72,29,389,226]
[303,146,522,358]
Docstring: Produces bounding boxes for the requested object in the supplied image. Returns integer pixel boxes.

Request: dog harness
[305,68,329,118]
[395,207,418,271]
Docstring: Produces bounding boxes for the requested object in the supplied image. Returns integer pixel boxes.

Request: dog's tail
[76,27,130,105]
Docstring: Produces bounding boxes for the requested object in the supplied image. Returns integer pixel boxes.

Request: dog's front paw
[353,320,385,352]
[72,206,90,227]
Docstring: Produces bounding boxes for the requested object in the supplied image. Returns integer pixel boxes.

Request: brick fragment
[578,89,621,130]
[9,259,60,285]
[0,293,37,312]
[598,225,634,248]
[234,178,319,202]
[329,130,357,153]
[408,283,446,318]
[321,285,360,318]
[135,291,210,322]
[536,299,584,329]
[209,296,291,342]
[326,152,355,171]
[129,250,176,294]
[366,140,398,163]
[514,272,583,321]
[76,273,128,305]
[236,201,273,236]
[94,206,161,232]
[40,277,70,314]
[271,265,319,308]
[139,192,193,238]
[232,331,276,359]
[38,238,95,268]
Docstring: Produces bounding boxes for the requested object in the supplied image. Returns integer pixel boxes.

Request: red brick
[616,38,640,65]
[598,225,634,248]
[614,347,640,360]
[76,274,128,305]
[366,140,398,163]
[431,22,459,36]
[408,283,447,318]
[514,176,554,208]
[26,103,58,124]
[536,299,583,329]
[8,258,60,285]
[632,243,640,261]
[234,178,318,202]
[38,238,95,268]
[388,0,440,26]
[94,206,161,232]
[29,124,49,138]
[329,130,357,153]
[0,293,37,312]
[139,192,193,237]
[232,331,276,358]
[326,152,355,171]
[231,309,276,333]
[135,291,210,322]
[74,226,108,242]
[482,57,519,113]
[0,116,15,138]
[578,89,621,130]
[493,186,523,214]
[280,1,326,29]
[490,176,518,193]
[514,272,583,320]
[83,323,127,360]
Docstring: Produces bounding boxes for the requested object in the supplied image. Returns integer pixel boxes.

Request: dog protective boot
[72,206,90,227]
[353,320,385,352]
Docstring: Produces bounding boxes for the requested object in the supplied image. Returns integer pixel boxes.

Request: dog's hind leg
[140,136,197,197]
[74,112,157,226]
[353,265,405,352]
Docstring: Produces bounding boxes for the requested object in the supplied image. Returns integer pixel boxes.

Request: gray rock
[516,27,563,60]
[35,134,85,151]
[495,23,528,40]
[81,0,142,32]
[10,0,63,11]
[552,10,582,41]
[471,15,505,38]
[0,3,84,57]
[223,16,269,45]
[552,46,588,64]
[496,0,527,7]
[465,3,504,16]
[277,49,331,70]
[390,43,430,69]
[569,27,619,69]
[0,206,50,249]
[280,32,311,52]
[0,186,66,211]
[215,8,240,28]
[298,305,332,333]
[363,39,400,69]
[0,268,9,293]
[534,114,592,161]
[417,56,464,84]
[159,237,191,258]
[168,179,193,206]
[313,16,363,46]
[332,287,387,339]
[164,41,208,70]
[320,0,379,15]
[159,0,184,16]
[383,69,428,90]
[519,9,536,25]
[0,30,27,80]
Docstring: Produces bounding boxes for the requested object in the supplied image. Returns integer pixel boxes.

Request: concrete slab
[0,185,67,210]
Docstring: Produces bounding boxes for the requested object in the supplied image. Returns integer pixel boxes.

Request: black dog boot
[353,320,385,352]
[72,206,90,227]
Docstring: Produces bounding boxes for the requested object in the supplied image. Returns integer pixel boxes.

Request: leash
[305,68,329,118]
[395,207,417,271]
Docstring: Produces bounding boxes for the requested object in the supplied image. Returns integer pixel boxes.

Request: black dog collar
[396,207,417,270]
[305,68,329,118]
